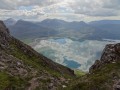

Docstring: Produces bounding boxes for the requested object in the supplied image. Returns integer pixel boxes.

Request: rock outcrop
[0,21,75,90]
[90,43,120,73]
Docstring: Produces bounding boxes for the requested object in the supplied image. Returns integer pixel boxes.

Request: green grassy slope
[66,62,120,90]
[0,21,75,90]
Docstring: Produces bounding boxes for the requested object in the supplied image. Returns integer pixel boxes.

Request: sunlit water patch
[31,38,120,71]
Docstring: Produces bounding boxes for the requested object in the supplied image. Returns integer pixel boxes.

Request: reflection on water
[63,57,81,69]
[50,38,67,44]
[32,38,120,71]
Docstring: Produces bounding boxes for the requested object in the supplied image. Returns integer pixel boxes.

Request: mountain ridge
[4,18,17,26]
[0,21,74,90]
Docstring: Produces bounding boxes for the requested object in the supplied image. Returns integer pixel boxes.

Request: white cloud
[0,0,63,10]
[67,0,120,16]
[0,0,120,21]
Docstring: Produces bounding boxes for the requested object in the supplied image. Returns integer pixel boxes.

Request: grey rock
[90,43,120,73]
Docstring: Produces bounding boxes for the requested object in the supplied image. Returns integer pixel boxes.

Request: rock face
[90,43,120,73]
[0,21,74,90]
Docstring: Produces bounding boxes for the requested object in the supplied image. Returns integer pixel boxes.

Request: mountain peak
[6,18,15,21]
[79,21,86,24]
[4,18,17,26]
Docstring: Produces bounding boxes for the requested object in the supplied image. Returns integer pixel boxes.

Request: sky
[0,0,120,22]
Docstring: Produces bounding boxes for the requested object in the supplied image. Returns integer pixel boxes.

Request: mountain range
[4,18,120,41]
[7,19,57,40]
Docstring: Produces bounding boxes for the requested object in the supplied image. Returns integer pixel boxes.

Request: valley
[1,0,120,89]
[30,37,120,71]
[5,18,120,71]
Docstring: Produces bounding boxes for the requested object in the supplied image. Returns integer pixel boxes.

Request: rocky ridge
[90,43,120,73]
[0,21,74,90]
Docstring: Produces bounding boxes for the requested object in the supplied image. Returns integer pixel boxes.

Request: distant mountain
[0,21,74,90]
[4,19,120,41]
[38,19,67,29]
[37,19,95,39]
[87,20,120,40]
[38,19,91,31]
[37,19,120,40]
[4,18,17,26]
[89,20,120,25]
[8,20,57,40]
[4,19,95,41]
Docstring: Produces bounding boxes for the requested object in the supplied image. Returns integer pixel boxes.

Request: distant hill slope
[88,20,120,40]
[38,19,95,38]
[89,20,120,25]
[66,43,120,90]
[0,21,74,90]
[6,19,95,40]
[4,18,17,26]
[38,19,67,29]
[8,20,57,40]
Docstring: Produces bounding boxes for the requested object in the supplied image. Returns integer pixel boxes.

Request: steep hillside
[67,43,120,90]
[0,21,74,90]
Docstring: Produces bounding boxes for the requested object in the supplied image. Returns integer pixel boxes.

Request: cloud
[0,0,120,21]
[0,0,17,10]
[0,0,63,10]
[68,0,120,16]
[103,0,120,9]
